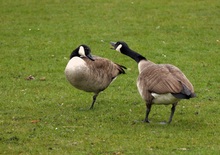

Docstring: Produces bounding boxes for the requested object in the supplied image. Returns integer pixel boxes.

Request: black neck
[122,47,146,63]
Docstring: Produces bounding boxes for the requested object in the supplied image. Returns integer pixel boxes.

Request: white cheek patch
[79,46,86,57]
[116,44,122,52]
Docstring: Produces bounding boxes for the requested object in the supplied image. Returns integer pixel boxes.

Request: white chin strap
[79,46,86,56]
[116,44,122,52]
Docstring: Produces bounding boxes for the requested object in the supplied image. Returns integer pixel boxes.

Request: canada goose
[110,41,196,123]
[65,44,126,109]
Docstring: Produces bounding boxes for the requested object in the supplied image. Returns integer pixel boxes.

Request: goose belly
[151,93,180,105]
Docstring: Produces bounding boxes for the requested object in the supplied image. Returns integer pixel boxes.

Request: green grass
[1,0,220,154]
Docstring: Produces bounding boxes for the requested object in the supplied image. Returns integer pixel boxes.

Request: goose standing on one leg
[65,44,126,109]
[110,41,196,123]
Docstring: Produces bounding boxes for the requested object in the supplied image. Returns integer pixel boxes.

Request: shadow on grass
[131,117,206,130]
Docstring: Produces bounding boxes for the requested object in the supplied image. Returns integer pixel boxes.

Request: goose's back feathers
[137,62,195,99]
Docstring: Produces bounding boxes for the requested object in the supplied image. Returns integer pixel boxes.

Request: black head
[110,41,146,63]
[70,44,95,61]
[110,41,130,53]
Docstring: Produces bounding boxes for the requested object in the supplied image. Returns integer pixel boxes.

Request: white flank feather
[151,93,180,105]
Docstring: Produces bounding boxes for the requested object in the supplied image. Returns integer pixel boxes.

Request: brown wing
[82,57,125,91]
[87,57,126,77]
[138,64,194,94]
[165,64,194,91]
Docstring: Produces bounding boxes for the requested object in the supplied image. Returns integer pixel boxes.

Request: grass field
[0,0,220,154]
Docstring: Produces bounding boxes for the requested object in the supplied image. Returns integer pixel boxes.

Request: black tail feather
[172,81,196,99]
[116,63,127,74]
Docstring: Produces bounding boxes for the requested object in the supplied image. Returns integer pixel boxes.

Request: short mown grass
[1,0,220,154]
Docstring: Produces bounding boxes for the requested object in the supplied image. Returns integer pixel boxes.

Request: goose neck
[123,48,146,63]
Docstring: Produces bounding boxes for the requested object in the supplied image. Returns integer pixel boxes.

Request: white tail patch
[79,46,86,57]
[116,44,122,52]
[151,93,180,105]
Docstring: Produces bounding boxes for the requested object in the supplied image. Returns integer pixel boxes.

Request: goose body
[111,41,196,123]
[65,45,126,109]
